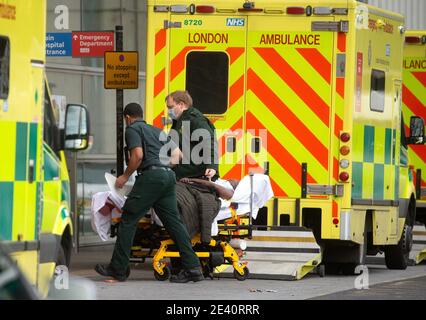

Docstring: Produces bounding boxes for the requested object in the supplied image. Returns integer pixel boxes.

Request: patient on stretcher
[91,173,274,241]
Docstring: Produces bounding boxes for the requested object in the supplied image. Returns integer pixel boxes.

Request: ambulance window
[186,51,229,115]
[44,83,60,154]
[370,69,385,112]
[0,36,10,99]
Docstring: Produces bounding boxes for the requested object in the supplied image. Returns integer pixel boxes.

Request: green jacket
[170,107,219,180]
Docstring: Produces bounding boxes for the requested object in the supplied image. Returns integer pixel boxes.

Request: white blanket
[211,174,274,235]
[90,191,124,241]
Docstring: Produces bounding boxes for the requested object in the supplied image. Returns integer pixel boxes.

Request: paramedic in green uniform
[95,102,204,283]
[166,90,219,181]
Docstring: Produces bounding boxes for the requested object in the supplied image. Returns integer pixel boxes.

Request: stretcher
[127,209,252,281]
[95,173,273,281]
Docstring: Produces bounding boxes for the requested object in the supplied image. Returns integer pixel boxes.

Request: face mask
[168,108,177,120]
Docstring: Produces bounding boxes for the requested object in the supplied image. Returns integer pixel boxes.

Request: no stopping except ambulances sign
[104,51,139,89]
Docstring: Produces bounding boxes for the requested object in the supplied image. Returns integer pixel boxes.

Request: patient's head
[227,179,240,190]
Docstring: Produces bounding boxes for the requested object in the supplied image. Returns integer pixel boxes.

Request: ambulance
[145,0,425,278]
[402,30,426,264]
[0,1,90,296]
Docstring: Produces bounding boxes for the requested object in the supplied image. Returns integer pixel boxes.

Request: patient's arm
[180,178,234,200]
[169,147,182,167]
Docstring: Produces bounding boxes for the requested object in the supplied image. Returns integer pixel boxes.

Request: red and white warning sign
[72,31,114,57]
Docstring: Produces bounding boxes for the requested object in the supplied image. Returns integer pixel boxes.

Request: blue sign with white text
[46,32,72,57]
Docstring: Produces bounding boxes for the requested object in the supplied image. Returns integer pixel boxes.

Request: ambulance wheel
[318,265,325,278]
[154,266,170,281]
[56,229,72,268]
[233,266,249,281]
[126,266,131,278]
[56,245,67,267]
[385,224,412,270]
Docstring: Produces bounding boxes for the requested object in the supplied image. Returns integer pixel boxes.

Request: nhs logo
[226,18,245,27]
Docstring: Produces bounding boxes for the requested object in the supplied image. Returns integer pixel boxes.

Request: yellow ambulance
[403,30,426,264]
[145,0,425,277]
[0,1,90,296]
[403,30,426,219]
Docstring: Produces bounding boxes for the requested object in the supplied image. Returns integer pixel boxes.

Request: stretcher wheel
[154,266,170,281]
[233,266,249,281]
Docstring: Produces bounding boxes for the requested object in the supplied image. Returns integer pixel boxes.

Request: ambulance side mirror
[407,116,425,145]
[64,104,91,151]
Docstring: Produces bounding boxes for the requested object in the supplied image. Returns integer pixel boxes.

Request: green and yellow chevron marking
[352,124,398,201]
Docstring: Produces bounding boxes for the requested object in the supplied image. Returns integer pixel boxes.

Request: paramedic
[166,90,219,181]
[95,102,204,283]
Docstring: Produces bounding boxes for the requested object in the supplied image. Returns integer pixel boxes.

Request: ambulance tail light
[339,172,349,182]
[340,132,350,142]
[340,146,350,156]
[196,5,215,13]
[286,6,305,15]
[333,218,339,225]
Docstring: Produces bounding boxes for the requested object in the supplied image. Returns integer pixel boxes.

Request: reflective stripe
[170,46,205,81]
[0,182,14,240]
[15,122,28,181]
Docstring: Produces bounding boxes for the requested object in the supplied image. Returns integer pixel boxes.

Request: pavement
[67,244,426,300]
[311,276,426,300]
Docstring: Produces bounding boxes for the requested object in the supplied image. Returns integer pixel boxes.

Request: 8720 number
[184,19,202,26]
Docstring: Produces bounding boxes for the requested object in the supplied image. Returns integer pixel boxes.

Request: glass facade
[46,0,147,245]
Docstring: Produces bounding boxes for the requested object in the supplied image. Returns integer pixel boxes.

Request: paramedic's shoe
[169,267,204,283]
[94,264,127,282]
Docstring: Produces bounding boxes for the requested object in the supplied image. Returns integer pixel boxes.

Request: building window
[0,36,10,100]
[186,51,229,115]
[370,69,385,112]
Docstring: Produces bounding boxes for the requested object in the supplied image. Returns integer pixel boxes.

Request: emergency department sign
[104,51,139,89]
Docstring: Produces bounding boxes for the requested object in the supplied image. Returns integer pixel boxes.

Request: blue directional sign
[46,32,72,57]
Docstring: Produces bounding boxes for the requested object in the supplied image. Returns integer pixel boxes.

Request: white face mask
[168,108,177,120]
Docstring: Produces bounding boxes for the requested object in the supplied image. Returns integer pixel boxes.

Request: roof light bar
[264,8,285,14]
[313,7,332,15]
[154,5,169,12]
[196,5,215,13]
[216,8,237,13]
[286,6,305,15]
[332,8,348,15]
[170,5,188,13]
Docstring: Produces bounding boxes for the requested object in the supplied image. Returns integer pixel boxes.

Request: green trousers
[110,169,200,275]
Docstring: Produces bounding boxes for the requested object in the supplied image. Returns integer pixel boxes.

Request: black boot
[169,267,205,283]
[94,264,127,282]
